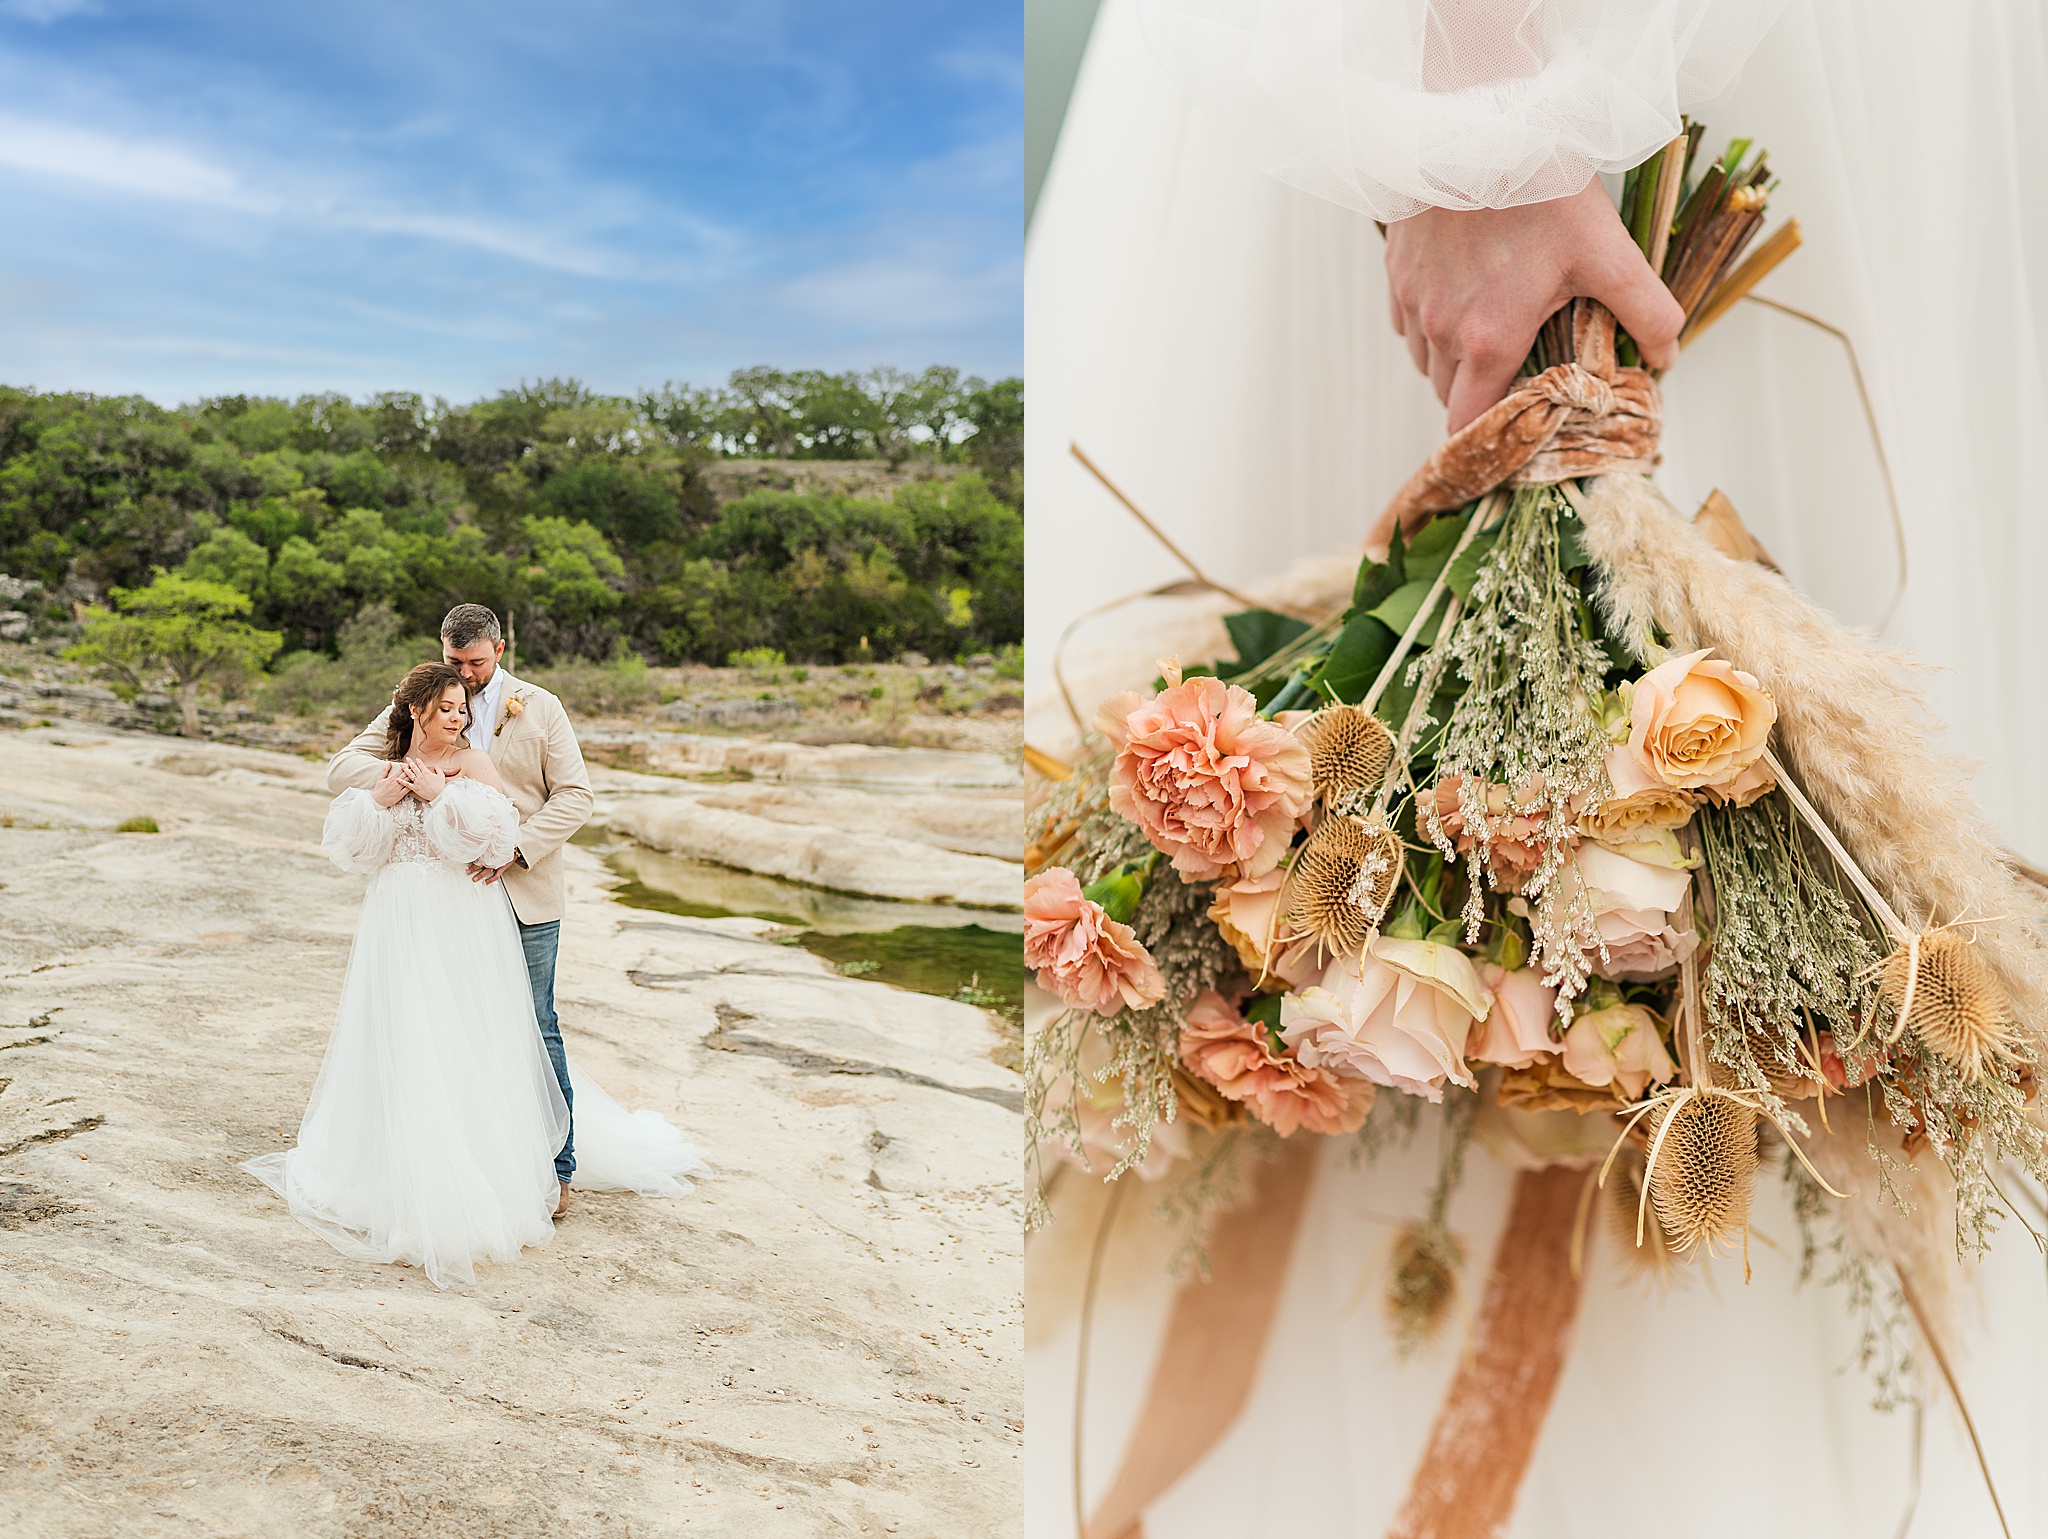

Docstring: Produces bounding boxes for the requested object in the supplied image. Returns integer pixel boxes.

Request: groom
[326,603,594,1217]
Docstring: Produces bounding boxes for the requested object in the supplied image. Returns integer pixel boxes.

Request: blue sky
[0,0,1021,405]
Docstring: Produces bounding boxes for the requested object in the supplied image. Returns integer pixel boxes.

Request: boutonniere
[495,693,526,738]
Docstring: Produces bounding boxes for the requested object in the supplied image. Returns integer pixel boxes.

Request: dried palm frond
[1646,1090,1760,1256]
[1298,704,1394,812]
[1879,928,2014,1082]
[1573,472,2048,1056]
[1275,814,1403,959]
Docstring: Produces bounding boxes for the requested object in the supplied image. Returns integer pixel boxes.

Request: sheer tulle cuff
[1139,0,1784,219]
[423,779,520,868]
[321,788,396,873]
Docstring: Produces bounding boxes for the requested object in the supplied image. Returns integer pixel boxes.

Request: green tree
[68,573,282,738]
[179,525,270,597]
[960,378,1022,504]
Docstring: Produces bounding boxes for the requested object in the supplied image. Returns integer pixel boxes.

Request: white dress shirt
[465,668,508,751]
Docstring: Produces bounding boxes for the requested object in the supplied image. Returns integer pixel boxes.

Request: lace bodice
[388,797,440,865]
[322,778,521,875]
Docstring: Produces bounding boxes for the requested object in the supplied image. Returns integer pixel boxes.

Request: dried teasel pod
[1277,813,1403,958]
[1879,928,2014,1081]
[1646,1089,1758,1256]
[1385,1220,1464,1353]
[1602,1145,1676,1282]
[1296,704,1394,811]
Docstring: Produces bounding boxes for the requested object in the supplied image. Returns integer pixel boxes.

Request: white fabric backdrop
[1024,0,2048,1533]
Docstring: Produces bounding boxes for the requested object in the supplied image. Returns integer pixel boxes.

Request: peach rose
[1702,757,1776,808]
[1467,962,1561,1069]
[1579,745,1699,842]
[1097,672,1312,881]
[1280,939,1488,1102]
[1626,648,1776,793]
[1207,869,1286,973]
[1178,991,1373,1136]
[1024,868,1167,1016]
[1561,1003,1677,1101]
[1575,841,1699,982]
[1428,776,1557,892]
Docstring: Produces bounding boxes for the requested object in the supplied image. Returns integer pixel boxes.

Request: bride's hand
[371,762,409,808]
[1384,182,1684,432]
[407,760,447,802]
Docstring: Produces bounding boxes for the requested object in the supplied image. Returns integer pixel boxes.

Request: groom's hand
[467,860,515,884]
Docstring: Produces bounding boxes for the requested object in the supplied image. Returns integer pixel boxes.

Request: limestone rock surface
[0,727,1022,1539]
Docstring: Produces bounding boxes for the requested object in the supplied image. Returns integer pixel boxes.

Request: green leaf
[1244,993,1284,1028]
[1367,578,1444,642]
[1351,551,1401,615]
[1220,609,1311,678]
[1444,530,1499,601]
[1404,513,1468,583]
[1311,612,1396,704]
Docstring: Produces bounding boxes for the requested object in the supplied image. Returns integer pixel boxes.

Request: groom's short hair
[441,604,502,650]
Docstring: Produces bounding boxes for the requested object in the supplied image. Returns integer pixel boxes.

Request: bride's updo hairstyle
[384,662,469,761]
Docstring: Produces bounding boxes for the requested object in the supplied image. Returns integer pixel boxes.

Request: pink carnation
[1024,868,1166,1016]
[1096,674,1312,881]
[1178,990,1373,1137]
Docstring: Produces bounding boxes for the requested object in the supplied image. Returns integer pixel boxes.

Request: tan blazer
[325,669,595,925]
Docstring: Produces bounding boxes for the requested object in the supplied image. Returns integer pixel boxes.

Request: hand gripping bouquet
[1028,128,2048,1525]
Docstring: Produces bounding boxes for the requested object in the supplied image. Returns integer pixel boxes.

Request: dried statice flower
[1783,1151,1919,1412]
[1879,1046,2047,1260]
[1159,1123,1264,1278]
[1026,748,1148,883]
[1696,794,1881,1092]
[1424,486,1613,1001]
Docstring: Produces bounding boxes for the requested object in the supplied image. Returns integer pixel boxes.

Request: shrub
[258,603,436,722]
[528,641,660,717]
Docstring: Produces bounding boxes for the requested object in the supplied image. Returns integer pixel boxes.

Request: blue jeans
[518,919,576,1184]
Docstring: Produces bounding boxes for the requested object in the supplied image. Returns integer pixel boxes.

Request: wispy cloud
[0,0,100,23]
[0,112,260,208]
[0,0,1020,400]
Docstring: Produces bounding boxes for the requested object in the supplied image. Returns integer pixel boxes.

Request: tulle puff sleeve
[1138,0,1784,219]
[422,779,521,868]
[321,788,396,874]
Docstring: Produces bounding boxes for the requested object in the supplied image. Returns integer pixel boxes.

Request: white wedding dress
[1026,2,2048,1536]
[244,778,709,1289]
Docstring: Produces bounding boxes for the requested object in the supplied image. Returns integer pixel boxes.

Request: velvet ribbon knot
[1371,299,1661,548]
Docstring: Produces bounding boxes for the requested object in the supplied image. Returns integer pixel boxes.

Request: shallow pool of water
[592,836,1024,1014]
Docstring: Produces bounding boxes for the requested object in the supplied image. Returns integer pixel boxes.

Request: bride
[244,661,708,1288]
